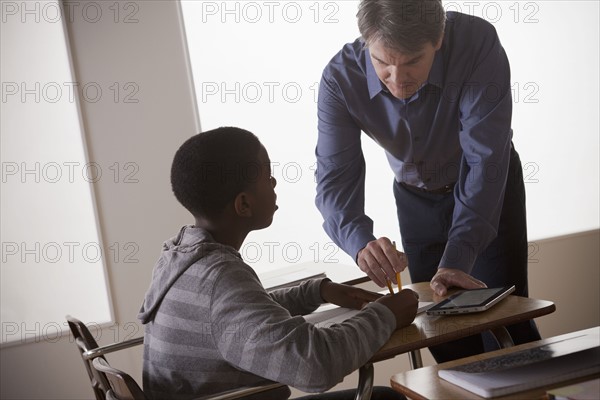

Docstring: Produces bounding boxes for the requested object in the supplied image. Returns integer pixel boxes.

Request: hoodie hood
[137,225,240,324]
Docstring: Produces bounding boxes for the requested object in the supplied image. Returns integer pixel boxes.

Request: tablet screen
[439,288,507,308]
[427,286,515,315]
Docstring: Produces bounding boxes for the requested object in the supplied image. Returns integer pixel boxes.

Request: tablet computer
[426,285,515,315]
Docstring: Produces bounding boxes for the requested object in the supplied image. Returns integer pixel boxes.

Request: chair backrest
[92,357,147,400]
[70,314,284,400]
[66,315,111,400]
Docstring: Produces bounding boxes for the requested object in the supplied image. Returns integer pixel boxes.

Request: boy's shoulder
[166,226,243,263]
[188,250,258,284]
[183,249,258,290]
[162,225,260,284]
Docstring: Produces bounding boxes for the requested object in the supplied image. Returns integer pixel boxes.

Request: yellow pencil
[386,279,394,295]
[393,241,403,289]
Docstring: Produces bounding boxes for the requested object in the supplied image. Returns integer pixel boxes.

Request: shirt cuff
[347,230,377,263]
[305,277,331,307]
[439,240,478,273]
[363,301,397,331]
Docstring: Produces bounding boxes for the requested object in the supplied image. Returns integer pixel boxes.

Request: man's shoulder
[322,38,368,79]
[320,38,371,102]
[444,11,502,65]
[446,11,498,41]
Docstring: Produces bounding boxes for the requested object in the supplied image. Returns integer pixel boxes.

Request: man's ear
[434,34,444,51]
[233,192,253,217]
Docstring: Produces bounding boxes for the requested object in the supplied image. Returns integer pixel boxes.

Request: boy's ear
[233,192,253,217]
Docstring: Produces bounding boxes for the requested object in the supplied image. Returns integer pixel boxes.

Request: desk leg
[408,349,423,369]
[491,326,515,348]
[355,363,373,400]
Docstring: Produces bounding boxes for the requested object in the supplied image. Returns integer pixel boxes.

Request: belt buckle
[439,183,454,194]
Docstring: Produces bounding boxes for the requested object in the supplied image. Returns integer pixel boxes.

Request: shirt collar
[427,49,444,88]
[427,50,444,88]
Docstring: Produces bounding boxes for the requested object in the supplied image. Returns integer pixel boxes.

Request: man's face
[368,38,442,100]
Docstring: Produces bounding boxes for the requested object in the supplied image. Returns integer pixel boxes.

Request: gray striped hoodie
[138,226,396,399]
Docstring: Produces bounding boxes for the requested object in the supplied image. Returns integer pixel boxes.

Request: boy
[138,127,417,399]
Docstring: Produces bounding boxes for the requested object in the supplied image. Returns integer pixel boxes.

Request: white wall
[1,0,112,345]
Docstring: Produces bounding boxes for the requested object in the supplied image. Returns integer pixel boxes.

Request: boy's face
[248,145,278,229]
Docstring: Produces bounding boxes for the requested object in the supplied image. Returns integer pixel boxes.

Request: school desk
[354,282,556,400]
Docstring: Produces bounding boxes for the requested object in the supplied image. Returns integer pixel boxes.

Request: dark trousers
[295,387,405,400]
[393,146,541,363]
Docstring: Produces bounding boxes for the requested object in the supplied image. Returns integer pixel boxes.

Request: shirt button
[414,136,421,142]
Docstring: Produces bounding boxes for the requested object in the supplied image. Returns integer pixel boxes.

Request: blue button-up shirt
[315,12,514,273]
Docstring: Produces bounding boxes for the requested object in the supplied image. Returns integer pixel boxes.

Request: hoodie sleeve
[210,263,395,393]
[267,278,328,316]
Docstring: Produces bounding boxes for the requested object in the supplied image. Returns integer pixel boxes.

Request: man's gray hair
[357,0,446,54]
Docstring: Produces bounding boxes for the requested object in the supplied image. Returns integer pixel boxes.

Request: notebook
[305,297,434,327]
[438,329,600,398]
[259,266,326,291]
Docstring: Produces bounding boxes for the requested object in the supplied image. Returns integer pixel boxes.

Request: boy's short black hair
[171,127,262,219]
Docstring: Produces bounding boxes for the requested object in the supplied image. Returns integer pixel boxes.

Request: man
[315,0,540,362]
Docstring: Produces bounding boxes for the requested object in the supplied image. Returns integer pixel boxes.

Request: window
[181,0,599,277]
[1,2,112,346]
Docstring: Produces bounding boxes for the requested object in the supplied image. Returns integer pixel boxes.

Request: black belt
[401,182,455,195]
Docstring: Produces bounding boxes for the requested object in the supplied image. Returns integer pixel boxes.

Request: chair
[92,357,286,400]
[66,315,144,400]
[92,358,145,400]
[68,315,286,400]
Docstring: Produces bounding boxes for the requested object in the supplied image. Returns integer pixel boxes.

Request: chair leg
[491,326,515,348]
[409,349,423,369]
[354,363,374,400]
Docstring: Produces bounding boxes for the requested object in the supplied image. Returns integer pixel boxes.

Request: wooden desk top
[390,327,600,400]
[371,282,556,363]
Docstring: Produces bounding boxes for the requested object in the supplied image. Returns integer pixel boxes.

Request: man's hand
[375,289,419,329]
[430,268,487,296]
[320,280,382,310]
[357,237,408,287]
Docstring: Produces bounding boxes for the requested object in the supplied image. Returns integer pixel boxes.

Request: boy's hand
[375,289,419,330]
[320,280,381,310]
